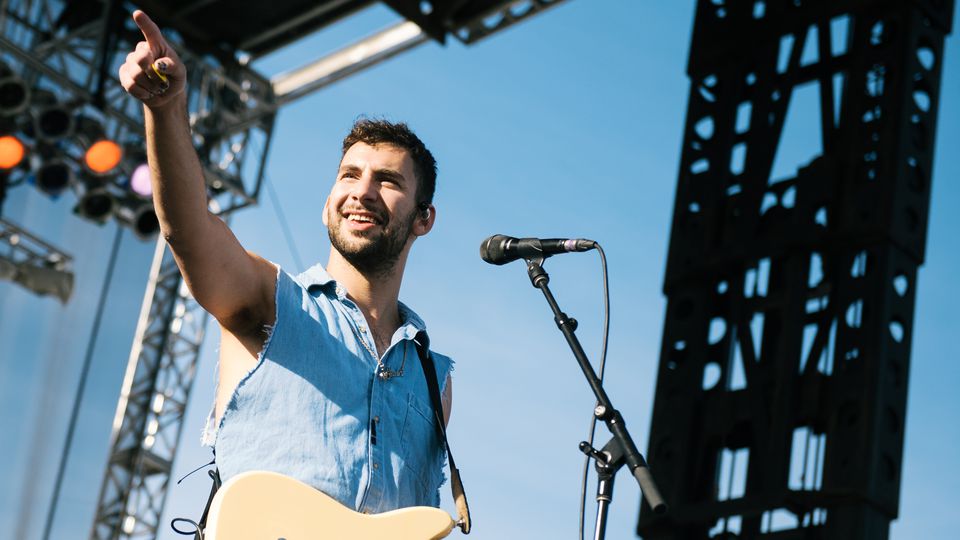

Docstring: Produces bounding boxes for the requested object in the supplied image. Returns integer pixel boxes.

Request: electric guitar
[205,470,457,540]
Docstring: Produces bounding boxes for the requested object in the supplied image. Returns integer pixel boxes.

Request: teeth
[348,214,375,223]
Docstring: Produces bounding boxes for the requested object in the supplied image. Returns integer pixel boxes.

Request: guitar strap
[414,330,472,534]
[197,468,222,534]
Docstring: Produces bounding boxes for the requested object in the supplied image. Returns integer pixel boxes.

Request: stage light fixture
[74,115,122,175]
[132,204,159,239]
[75,186,115,223]
[84,139,123,174]
[129,162,152,198]
[37,104,73,142]
[35,159,74,195]
[36,105,73,141]
[0,135,26,169]
[117,200,160,240]
[0,67,30,116]
[122,141,151,198]
[31,89,74,142]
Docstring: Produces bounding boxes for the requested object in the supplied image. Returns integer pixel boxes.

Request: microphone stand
[523,257,666,539]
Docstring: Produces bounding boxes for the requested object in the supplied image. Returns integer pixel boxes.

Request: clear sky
[1,1,958,539]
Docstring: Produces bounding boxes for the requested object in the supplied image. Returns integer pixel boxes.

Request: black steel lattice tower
[638,1,954,538]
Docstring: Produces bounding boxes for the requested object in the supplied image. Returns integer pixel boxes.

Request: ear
[322,195,331,227]
[413,204,435,237]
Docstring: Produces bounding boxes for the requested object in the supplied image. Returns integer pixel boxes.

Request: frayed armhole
[200,262,282,447]
[437,354,454,396]
[435,352,455,498]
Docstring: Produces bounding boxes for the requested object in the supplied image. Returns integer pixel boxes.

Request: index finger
[132,10,164,49]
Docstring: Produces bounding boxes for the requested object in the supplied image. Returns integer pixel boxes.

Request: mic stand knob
[578,441,608,465]
[579,438,626,540]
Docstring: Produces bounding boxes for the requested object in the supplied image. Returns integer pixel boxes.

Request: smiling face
[323,142,432,276]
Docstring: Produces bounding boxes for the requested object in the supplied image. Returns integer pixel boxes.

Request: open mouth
[342,209,383,227]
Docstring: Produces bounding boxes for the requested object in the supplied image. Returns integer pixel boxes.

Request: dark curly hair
[341,118,437,205]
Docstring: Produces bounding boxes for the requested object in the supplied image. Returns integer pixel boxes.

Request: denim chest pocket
[400,391,443,497]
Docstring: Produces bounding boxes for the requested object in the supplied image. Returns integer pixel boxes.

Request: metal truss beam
[91,237,209,539]
[272,20,428,105]
[382,0,569,44]
[0,216,74,302]
[639,1,954,539]
[270,0,573,105]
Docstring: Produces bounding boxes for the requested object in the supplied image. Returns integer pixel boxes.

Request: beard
[327,204,416,277]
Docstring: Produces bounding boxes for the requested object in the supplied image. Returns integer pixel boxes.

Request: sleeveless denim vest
[202,264,453,512]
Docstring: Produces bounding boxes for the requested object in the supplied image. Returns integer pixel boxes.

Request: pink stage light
[130,163,151,197]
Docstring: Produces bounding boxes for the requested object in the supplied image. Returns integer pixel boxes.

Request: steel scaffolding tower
[92,238,212,539]
[639,1,954,538]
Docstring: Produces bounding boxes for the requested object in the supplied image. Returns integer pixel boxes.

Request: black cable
[41,226,124,540]
[578,243,610,540]
[170,517,203,539]
[264,175,305,271]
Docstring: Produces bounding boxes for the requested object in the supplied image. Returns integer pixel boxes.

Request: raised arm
[119,10,276,334]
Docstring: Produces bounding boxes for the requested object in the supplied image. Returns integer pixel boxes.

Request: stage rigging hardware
[639,1,954,539]
[0,216,73,302]
[1,1,569,539]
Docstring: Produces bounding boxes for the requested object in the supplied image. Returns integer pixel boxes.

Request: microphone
[480,234,596,265]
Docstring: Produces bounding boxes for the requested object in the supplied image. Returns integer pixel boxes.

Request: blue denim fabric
[203,263,452,512]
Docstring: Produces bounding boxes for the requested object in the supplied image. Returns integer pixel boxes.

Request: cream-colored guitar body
[205,470,456,540]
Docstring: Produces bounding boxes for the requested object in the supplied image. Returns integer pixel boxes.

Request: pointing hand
[118,10,186,108]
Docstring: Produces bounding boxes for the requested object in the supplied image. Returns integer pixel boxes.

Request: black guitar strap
[196,468,222,534]
[414,330,472,534]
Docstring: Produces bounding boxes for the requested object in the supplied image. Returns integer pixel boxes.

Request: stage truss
[639,1,954,539]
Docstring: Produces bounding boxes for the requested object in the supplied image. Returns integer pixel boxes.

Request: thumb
[132,10,165,52]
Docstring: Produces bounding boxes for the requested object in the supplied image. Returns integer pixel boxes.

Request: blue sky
[1,1,958,539]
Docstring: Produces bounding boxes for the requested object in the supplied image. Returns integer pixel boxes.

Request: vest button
[373,462,379,470]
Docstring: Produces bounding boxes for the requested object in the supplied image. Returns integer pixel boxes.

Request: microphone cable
[578,242,610,540]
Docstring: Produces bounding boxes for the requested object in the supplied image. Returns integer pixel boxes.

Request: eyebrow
[374,169,406,186]
[338,164,361,176]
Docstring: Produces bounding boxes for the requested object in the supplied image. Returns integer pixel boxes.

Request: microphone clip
[525,256,550,288]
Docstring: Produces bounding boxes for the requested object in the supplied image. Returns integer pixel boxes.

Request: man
[119,10,453,513]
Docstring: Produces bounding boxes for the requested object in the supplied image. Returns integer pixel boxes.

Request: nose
[349,170,379,203]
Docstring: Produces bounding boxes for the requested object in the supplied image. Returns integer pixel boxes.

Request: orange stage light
[84,139,122,174]
[0,134,25,169]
